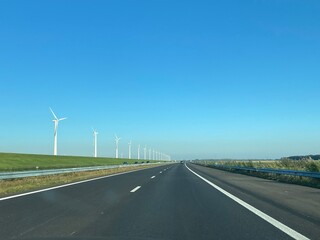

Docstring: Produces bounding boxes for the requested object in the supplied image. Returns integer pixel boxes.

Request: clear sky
[1,0,320,160]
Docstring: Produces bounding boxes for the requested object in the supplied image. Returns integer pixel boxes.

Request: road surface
[0,163,319,239]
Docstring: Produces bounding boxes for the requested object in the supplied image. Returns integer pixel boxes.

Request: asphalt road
[0,163,318,240]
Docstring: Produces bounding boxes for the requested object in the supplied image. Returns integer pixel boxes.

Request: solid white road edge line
[0,166,160,202]
[130,186,141,193]
[185,164,309,240]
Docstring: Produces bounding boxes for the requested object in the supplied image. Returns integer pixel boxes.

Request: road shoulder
[187,163,320,240]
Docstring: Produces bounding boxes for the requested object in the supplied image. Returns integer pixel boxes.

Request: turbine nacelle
[115,134,121,142]
[92,128,98,135]
[50,107,67,122]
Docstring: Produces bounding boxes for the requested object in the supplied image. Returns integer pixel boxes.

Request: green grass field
[0,152,157,172]
[0,165,158,197]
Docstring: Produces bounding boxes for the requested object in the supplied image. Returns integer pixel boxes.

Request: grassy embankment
[0,152,162,197]
[196,159,320,188]
[0,152,156,172]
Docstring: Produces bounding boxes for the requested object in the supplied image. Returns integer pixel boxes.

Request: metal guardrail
[0,163,163,180]
[206,164,320,179]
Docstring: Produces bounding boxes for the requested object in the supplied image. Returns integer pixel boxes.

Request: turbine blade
[114,134,121,141]
[92,127,97,134]
[49,107,58,120]
[58,117,67,121]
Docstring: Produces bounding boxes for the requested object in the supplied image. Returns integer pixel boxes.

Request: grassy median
[0,164,160,197]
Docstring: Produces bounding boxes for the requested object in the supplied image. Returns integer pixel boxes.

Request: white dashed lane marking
[130,186,141,193]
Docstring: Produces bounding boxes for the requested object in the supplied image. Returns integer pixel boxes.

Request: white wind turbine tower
[92,128,98,158]
[148,148,151,160]
[138,144,140,160]
[115,134,121,158]
[50,108,67,156]
[144,145,147,160]
[128,140,132,159]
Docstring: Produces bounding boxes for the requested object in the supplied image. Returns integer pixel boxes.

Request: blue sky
[1,0,320,159]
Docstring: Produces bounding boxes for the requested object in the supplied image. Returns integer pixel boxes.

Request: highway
[0,163,319,239]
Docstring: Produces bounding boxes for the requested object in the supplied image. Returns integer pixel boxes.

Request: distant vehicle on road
[180,161,184,164]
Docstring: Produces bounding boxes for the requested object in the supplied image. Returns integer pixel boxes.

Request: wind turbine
[138,144,140,160]
[144,145,147,160]
[92,128,98,158]
[128,140,132,159]
[115,134,121,158]
[49,107,67,156]
[153,149,155,160]
[148,148,151,160]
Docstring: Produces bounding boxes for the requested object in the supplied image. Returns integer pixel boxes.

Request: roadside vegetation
[0,164,159,197]
[0,152,156,172]
[214,159,320,172]
[195,159,320,188]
